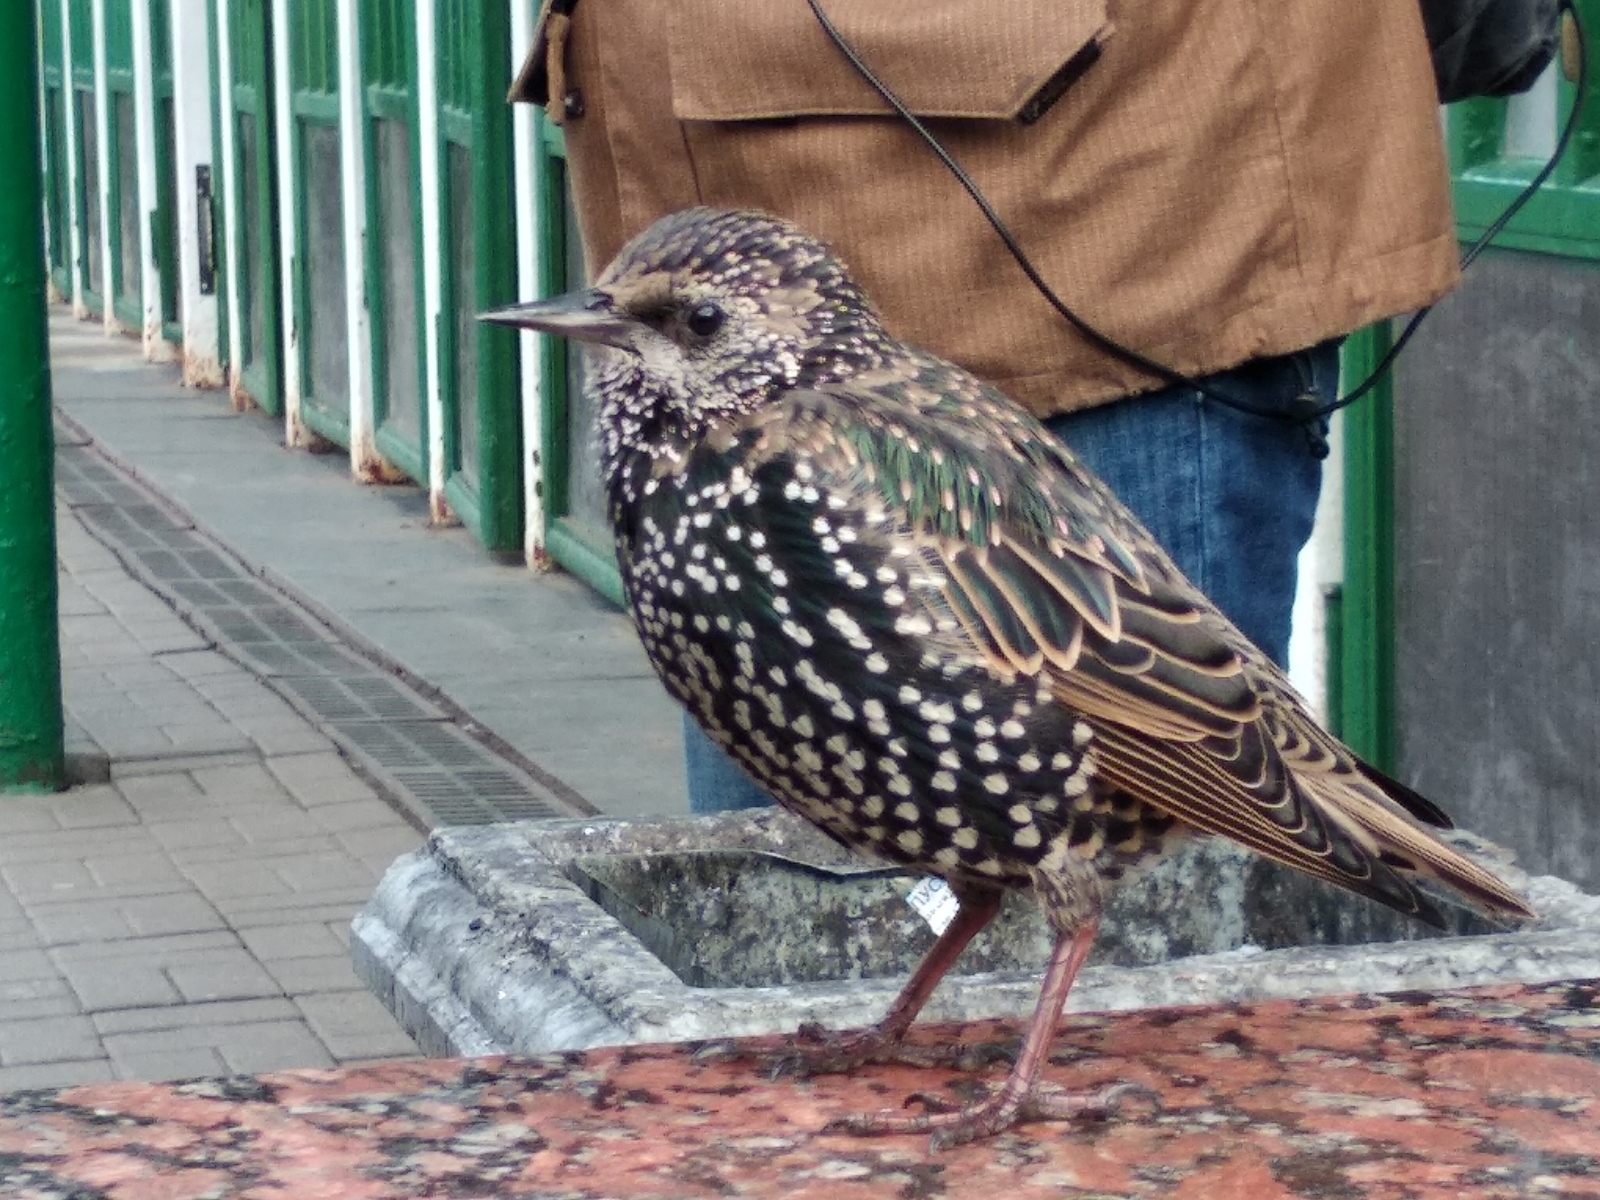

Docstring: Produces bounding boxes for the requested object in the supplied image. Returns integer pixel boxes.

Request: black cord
[805,0,1587,426]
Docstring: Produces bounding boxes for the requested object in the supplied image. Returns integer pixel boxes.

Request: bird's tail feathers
[1305,773,1535,923]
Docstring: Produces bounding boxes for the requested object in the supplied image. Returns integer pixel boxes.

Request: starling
[482,207,1533,1148]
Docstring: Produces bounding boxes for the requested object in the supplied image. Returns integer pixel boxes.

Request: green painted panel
[150,0,171,86]
[1337,325,1396,773]
[103,0,133,76]
[537,117,621,597]
[433,0,519,550]
[435,0,470,114]
[228,0,282,415]
[40,0,63,69]
[361,0,409,91]
[290,0,339,97]
[361,0,425,482]
[67,0,92,79]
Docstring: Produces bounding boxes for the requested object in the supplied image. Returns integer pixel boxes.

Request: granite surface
[1,979,1596,1198]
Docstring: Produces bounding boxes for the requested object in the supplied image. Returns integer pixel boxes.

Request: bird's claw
[768,1024,1015,1079]
[823,1079,1159,1151]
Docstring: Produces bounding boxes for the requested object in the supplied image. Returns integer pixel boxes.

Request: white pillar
[170,0,221,386]
[415,0,448,521]
[270,0,304,444]
[510,0,546,567]
[213,0,249,406]
[338,0,387,481]
[92,0,115,333]
[130,0,171,361]
[59,0,85,316]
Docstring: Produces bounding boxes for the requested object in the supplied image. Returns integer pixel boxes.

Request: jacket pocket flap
[668,0,1110,123]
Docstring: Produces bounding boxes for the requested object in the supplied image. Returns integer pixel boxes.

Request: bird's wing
[704,366,1530,924]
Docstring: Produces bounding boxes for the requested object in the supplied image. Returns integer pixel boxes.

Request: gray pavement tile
[0,1015,104,1066]
[261,955,367,996]
[147,817,242,852]
[49,786,140,829]
[84,852,187,888]
[1,860,97,899]
[0,982,83,1022]
[93,997,300,1035]
[51,930,240,960]
[54,956,181,1011]
[154,649,242,680]
[265,751,378,808]
[0,826,168,865]
[0,949,58,985]
[107,1045,227,1082]
[294,991,418,1061]
[113,770,207,814]
[29,893,226,945]
[335,825,423,866]
[180,860,294,900]
[238,922,347,961]
[309,797,413,834]
[326,921,352,949]
[165,950,283,1004]
[190,761,296,803]
[213,1020,336,1075]
[165,835,336,866]
[0,803,63,835]
[214,900,382,931]
[0,924,43,953]
[230,808,335,846]
[0,1058,116,1092]
[231,721,337,758]
[112,751,260,779]
[268,852,379,892]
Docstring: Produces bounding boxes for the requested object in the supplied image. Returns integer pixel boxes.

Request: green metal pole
[0,0,64,792]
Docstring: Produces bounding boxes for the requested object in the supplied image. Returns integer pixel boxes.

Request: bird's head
[481,208,890,450]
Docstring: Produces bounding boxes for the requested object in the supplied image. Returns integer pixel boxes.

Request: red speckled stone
[1,980,1596,1198]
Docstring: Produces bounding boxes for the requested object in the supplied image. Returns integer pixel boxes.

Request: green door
[149,0,181,343]
[39,0,72,300]
[435,0,519,550]
[103,0,141,330]
[361,0,425,481]
[227,0,282,414]
[288,0,350,447]
[68,0,102,315]
[535,118,620,603]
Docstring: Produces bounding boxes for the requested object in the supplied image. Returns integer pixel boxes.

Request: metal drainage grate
[56,439,584,827]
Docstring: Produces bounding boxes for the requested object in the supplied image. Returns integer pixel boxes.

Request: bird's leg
[771,887,1005,1076]
[826,916,1148,1149]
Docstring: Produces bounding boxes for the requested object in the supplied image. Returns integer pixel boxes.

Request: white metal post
[130,0,170,360]
[415,0,447,521]
[510,0,546,567]
[59,0,84,316]
[338,0,387,481]
[170,0,221,385]
[270,0,303,444]
[213,0,249,405]
[91,0,115,333]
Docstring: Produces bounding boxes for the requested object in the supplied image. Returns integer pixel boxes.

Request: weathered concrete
[353,809,1600,1058]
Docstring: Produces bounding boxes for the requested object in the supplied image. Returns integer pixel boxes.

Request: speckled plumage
[483,207,1532,1146]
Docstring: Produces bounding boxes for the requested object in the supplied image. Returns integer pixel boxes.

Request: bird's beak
[477,289,637,350]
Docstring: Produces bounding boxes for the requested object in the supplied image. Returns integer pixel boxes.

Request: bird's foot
[824,1080,1157,1151]
[766,1021,1014,1079]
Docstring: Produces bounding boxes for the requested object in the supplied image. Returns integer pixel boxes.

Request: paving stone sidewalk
[0,496,423,1092]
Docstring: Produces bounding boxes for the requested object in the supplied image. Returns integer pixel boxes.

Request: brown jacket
[512,0,1460,417]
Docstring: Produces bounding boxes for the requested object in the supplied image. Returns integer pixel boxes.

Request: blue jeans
[685,341,1341,813]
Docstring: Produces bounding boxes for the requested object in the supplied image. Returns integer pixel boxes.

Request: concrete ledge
[353,810,1600,1057]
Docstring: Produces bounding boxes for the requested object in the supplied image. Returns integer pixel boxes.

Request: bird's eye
[685,302,725,338]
